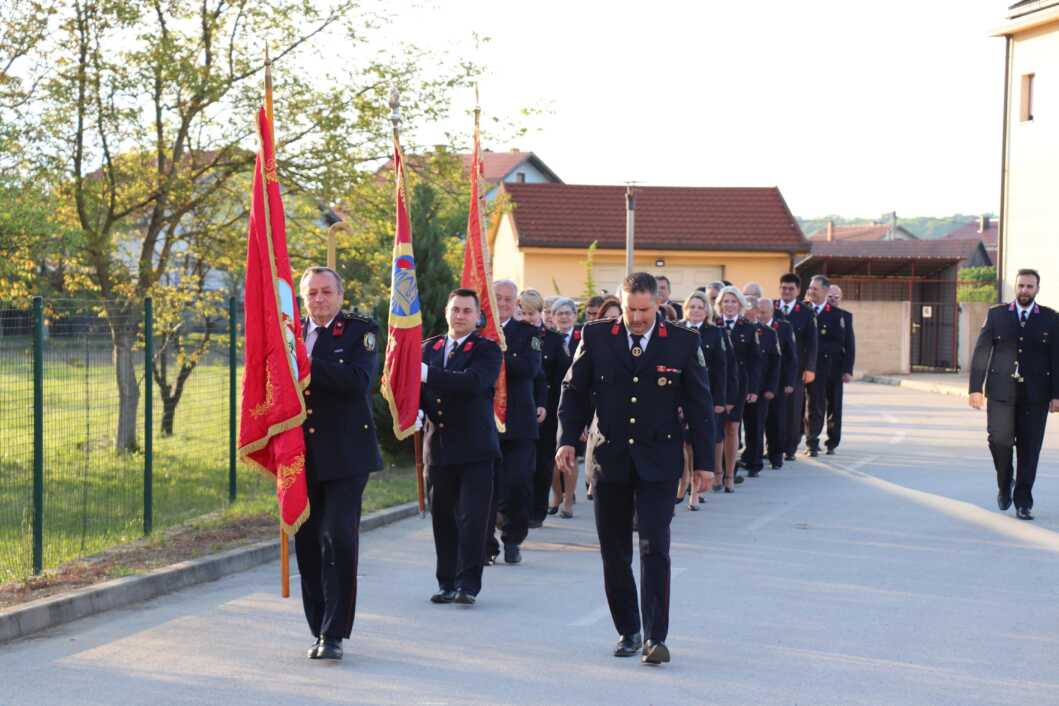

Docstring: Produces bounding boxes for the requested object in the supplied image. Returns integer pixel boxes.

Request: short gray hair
[714,285,749,318]
[742,282,763,298]
[299,266,344,296]
[493,279,518,297]
[551,297,577,315]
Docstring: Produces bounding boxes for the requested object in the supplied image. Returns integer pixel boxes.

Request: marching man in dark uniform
[757,297,798,469]
[775,273,818,460]
[803,275,845,457]
[969,269,1059,520]
[741,296,780,477]
[487,280,544,564]
[420,288,502,604]
[826,285,856,452]
[296,266,383,661]
[556,272,714,665]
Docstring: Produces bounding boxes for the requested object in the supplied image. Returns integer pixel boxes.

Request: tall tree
[6,1,476,451]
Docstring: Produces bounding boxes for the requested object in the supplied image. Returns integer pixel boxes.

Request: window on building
[1020,73,1035,122]
[515,172,526,182]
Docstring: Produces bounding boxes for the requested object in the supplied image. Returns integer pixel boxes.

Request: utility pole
[625,184,636,275]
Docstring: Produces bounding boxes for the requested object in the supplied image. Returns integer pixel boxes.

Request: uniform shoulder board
[423,334,444,345]
[582,318,613,329]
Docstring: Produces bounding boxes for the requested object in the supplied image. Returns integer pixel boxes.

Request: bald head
[742,282,763,299]
[756,296,774,320]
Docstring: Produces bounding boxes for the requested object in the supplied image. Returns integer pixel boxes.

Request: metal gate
[911,301,958,371]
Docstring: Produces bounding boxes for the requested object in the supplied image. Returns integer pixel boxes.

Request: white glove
[414,409,425,432]
[420,362,429,383]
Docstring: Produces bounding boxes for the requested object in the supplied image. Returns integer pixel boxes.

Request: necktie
[630,334,644,358]
[784,304,791,316]
[726,320,735,330]
[1020,310,1029,326]
[445,338,457,367]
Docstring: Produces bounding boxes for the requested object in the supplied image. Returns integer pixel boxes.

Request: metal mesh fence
[0,297,274,583]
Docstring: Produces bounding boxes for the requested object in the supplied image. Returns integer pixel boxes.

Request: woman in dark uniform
[676,291,726,510]
[714,286,761,492]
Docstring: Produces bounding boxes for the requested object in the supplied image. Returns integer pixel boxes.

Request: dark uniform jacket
[557,317,714,483]
[421,331,503,466]
[500,319,544,440]
[837,308,855,376]
[767,318,799,391]
[721,327,739,407]
[754,323,782,397]
[557,326,582,358]
[808,303,846,375]
[970,302,1059,404]
[537,326,569,418]
[301,312,383,482]
[775,300,818,374]
[720,318,763,396]
[679,320,727,407]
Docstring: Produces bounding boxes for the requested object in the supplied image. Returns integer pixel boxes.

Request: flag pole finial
[389,88,401,131]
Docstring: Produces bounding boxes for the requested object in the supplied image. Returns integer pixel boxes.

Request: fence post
[32,296,44,575]
[228,296,237,503]
[144,296,153,535]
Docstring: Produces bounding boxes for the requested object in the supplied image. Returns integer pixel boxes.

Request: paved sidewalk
[861,372,969,398]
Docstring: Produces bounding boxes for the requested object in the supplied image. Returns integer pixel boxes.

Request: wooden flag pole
[280,530,290,597]
[414,431,426,517]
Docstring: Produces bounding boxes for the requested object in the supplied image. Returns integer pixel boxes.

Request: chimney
[889,211,898,240]
[979,214,989,233]
[826,220,834,242]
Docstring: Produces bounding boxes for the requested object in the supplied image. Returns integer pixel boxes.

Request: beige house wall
[842,301,911,376]
[490,216,796,299]
[958,301,993,371]
[1001,21,1059,307]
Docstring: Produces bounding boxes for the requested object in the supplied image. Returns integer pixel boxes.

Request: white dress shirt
[304,315,336,357]
[627,321,656,351]
[421,332,472,382]
[779,300,795,316]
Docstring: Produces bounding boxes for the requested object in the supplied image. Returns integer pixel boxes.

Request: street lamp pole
[625,184,636,276]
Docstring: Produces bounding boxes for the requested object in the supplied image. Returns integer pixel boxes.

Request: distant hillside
[797,214,992,240]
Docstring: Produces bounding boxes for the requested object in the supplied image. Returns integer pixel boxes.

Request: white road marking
[744,497,805,532]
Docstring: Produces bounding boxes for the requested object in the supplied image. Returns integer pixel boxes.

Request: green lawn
[0,337,413,584]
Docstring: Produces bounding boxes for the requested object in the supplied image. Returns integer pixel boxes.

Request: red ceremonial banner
[237,98,311,535]
[380,133,423,440]
[461,112,507,431]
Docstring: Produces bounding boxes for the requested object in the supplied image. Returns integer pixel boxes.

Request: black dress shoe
[454,590,476,605]
[504,544,522,564]
[431,589,457,604]
[485,552,498,566]
[784,453,796,461]
[613,633,643,657]
[806,448,819,457]
[688,504,700,511]
[825,447,836,456]
[770,462,782,470]
[547,505,559,515]
[313,637,343,660]
[1016,507,1034,521]
[997,493,1013,511]
[641,640,671,664]
[747,469,760,478]
[307,636,323,659]
[734,475,744,484]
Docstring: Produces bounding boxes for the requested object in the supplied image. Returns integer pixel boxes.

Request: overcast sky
[388,0,1009,219]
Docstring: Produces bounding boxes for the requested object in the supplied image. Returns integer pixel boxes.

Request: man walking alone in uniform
[969,269,1059,520]
[556,273,713,665]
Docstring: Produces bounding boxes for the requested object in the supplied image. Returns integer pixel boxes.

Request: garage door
[594,265,724,301]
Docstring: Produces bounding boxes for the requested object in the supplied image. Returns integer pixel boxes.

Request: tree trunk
[112,327,140,452]
[160,397,176,436]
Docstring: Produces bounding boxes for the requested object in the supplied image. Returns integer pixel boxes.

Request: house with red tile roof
[491,183,809,299]
[939,215,998,263]
[380,149,561,200]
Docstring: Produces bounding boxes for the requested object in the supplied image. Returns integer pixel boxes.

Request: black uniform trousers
[429,460,494,596]
[805,355,834,451]
[825,373,845,450]
[593,473,678,643]
[784,378,807,456]
[532,420,559,522]
[765,391,787,467]
[987,390,1050,510]
[487,439,536,555]
[294,474,368,640]
[742,398,769,471]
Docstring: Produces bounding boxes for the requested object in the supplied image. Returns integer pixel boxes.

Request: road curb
[0,501,420,645]
[860,373,968,399]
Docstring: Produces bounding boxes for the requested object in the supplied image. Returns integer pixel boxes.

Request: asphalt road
[3,383,1059,706]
